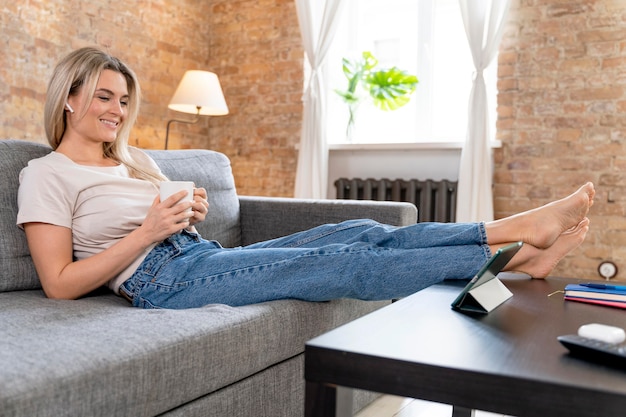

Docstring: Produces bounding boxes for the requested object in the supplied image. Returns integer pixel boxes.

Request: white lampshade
[168,70,229,116]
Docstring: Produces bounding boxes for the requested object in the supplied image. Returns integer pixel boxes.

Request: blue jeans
[120,219,490,309]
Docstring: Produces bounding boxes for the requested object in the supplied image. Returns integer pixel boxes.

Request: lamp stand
[164,106,201,150]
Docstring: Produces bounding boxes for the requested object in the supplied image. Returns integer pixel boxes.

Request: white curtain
[293,0,346,199]
[456,0,510,222]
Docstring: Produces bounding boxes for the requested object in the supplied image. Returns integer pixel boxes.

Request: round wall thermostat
[598,261,618,280]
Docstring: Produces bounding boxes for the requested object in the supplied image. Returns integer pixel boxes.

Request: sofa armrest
[238,196,417,246]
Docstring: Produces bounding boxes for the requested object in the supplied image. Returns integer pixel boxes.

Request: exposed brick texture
[497,0,626,279]
[207,0,303,197]
[2,0,626,280]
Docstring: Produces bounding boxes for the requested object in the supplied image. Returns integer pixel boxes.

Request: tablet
[451,241,523,313]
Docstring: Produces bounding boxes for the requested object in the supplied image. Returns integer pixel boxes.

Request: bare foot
[486,182,594,249]
[504,218,590,278]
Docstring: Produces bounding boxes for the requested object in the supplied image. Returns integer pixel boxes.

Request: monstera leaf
[364,67,418,111]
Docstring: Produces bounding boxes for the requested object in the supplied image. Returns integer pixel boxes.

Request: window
[326,0,498,145]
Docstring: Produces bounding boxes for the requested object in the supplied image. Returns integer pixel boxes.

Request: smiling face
[65,69,130,146]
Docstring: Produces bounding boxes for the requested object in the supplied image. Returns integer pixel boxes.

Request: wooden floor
[355,395,509,417]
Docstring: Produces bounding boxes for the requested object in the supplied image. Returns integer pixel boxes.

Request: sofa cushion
[0,290,388,416]
[0,141,242,292]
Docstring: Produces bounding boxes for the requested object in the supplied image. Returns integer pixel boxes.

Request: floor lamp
[165,70,229,150]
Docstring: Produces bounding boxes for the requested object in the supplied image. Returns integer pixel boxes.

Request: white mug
[160,181,194,206]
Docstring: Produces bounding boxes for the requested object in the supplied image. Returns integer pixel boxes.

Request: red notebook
[564,296,626,309]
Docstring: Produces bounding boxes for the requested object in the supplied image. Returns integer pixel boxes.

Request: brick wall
[3,0,626,280]
[497,0,626,279]
[207,0,303,196]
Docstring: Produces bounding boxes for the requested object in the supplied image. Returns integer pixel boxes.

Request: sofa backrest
[0,140,51,292]
[0,140,241,292]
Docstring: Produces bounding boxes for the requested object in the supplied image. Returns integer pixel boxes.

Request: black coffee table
[305,274,626,416]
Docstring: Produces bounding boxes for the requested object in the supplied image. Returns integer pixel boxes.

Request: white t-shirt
[16,149,161,293]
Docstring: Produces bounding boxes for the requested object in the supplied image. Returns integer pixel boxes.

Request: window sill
[328,141,502,151]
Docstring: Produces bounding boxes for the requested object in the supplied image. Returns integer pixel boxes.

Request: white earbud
[65,103,75,113]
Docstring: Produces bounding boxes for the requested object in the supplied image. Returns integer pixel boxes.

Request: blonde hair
[44,47,167,184]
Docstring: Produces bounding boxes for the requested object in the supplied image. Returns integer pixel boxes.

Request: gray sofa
[0,140,417,417]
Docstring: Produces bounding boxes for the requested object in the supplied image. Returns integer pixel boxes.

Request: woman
[17,47,594,309]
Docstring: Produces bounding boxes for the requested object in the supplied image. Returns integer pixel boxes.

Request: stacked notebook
[564,283,626,309]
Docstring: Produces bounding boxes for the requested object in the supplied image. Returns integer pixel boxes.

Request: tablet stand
[455,276,513,313]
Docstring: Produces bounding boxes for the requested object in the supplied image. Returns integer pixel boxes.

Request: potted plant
[334,51,419,141]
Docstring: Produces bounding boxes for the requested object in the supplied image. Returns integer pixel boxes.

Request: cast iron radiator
[334,178,458,223]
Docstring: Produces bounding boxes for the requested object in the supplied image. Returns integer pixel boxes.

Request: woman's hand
[139,190,196,244]
[137,187,208,245]
[189,187,209,227]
